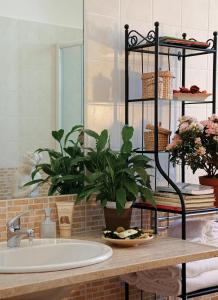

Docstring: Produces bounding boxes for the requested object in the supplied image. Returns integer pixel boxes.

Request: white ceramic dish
[173,92,212,101]
[103,235,153,247]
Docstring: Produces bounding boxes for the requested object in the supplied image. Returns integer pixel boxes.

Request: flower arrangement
[167,115,218,177]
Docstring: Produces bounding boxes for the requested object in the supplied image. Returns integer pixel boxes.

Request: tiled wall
[0,168,15,199]
[0,15,83,200]
[0,15,82,187]
[82,1,218,299]
[0,168,49,200]
[84,0,218,183]
[0,195,103,242]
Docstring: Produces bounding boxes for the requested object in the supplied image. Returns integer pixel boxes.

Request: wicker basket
[144,124,171,151]
[142,71,174,100]
[142,77,163,99]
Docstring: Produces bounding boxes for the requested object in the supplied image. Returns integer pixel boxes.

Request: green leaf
[105,156,115,182]
[84,129,99,140]
[86,171,104,183]
[124,180,138,197]
[134,167,148,183]
[116,188,126,213]
[130,155,151,163]
[76,187,99,202]
[64,125,83,145]
[36,164,55,176]
[48,184,58,196]
[141,188,155,207]
[52,129,64,143]
[121,141,132,154]
[96,129,108,152]
[122,126,134,142]
[23,179,45,187]
[31,168,40,180]
[101,198,108,207]
[36,148,62,158]
[53,174,84,184]
[64,146,83,159]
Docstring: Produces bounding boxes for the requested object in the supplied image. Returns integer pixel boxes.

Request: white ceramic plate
[173,92,212,101]
[103,235,153,247]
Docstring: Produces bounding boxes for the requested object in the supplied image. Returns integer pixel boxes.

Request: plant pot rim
[199,175,218,179]
[106,201,133,209]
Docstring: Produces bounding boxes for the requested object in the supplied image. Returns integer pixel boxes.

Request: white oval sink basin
[0,239,113,273]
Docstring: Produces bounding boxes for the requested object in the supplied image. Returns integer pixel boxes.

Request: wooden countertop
[1,235,218,299]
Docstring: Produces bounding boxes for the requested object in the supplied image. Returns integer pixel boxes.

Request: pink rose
[179,122,189,133]
[195,146,206,156]
[195,137,202,145]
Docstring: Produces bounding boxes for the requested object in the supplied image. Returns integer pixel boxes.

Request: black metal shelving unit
[124,21,217,300]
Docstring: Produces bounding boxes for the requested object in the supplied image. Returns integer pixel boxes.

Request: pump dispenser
[40,208,56,238]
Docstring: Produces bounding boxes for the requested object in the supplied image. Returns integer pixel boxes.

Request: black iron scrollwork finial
[206,38,215,49]
[127,29,156,48]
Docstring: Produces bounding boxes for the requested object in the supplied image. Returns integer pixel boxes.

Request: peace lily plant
[77,125,154,230]
[25,124,154,230]
[25,125,85,196]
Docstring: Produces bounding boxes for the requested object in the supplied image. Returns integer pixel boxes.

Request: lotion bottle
[40,208,56,238]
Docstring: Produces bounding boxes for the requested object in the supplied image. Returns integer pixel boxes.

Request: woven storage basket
[144,124,171,151]
[142,71,174,100]
[142,77,163,99]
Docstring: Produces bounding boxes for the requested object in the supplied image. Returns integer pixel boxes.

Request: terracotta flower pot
[199,176,218,207]
[104,202,132,230]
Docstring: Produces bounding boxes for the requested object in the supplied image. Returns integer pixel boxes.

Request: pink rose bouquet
[167,115,218,177]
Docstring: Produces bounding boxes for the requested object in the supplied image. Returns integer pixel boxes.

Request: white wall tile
[86,103,122,149]
[209,0,218,30]
[153,0,182,27]
[182,0,209,30]
[185,68,208,90]
[85,0,120,19]
[86,60,121,103]
[0,16,80,169]
[121,0,152,23]
[84,0,217,186]
[86,14,120,62]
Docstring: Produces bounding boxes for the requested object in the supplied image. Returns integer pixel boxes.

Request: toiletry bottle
[40,208,56,238]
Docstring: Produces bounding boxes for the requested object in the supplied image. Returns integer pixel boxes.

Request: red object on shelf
[199,176,218,207]
[160,37,209,49]
[136,202,182,212]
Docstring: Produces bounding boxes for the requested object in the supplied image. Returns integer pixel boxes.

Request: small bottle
[40,208,56,238]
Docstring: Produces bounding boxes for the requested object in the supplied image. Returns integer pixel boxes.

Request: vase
[104,201,132,231]
[199,176,218,207]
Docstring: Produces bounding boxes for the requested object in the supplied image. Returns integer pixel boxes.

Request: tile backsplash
[0,195,106,242]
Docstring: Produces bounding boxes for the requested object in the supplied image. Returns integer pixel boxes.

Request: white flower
[214,136,218,143]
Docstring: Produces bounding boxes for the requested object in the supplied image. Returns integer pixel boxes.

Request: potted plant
[166,115,218,204]
[77,125,154,230]
[24,125,85,196]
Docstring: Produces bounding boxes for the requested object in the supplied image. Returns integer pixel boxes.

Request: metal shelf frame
[124,21,217,300]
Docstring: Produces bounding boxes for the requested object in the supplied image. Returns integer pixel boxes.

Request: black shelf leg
[182,263,187,300]
[212,31,217,113]
[181,33,186,183]
[125,283,129,300]
[124,24,129,124]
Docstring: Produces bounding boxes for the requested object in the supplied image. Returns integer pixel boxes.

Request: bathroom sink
[0,239,113,273]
